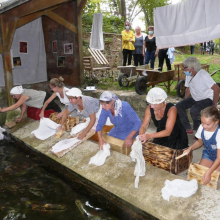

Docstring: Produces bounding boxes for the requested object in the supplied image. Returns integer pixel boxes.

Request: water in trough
[0,137,119,220]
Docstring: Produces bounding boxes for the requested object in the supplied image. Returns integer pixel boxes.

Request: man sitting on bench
[176,57,220,134]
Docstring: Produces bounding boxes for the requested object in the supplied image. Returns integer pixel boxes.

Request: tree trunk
[120,0,126,22]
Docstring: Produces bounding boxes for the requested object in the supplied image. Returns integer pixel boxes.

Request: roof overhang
[0,0,30,14]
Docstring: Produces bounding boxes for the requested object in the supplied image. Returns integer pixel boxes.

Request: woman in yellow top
[121,21,135,66]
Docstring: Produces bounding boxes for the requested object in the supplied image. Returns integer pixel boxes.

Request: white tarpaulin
[89,13,104,50]
[0,17,47,86]
[154,0,220,49]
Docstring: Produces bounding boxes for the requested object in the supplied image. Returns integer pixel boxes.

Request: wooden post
[0,16,17,105]
[77,0,88,86]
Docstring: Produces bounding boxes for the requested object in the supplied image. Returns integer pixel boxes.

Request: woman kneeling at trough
[58,88,100,140]
[40,76,69,119]
[139,87,188,149]
[96,91,142,150]
[0,86,61,122]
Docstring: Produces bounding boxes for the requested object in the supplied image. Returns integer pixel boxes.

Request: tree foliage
[82,0,171,34]
[82,0,124,34]
[127,0,170,28]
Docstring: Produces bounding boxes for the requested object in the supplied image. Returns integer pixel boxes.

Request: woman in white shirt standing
[40,77,69,118]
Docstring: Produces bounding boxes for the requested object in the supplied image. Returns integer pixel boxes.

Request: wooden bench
[83,48,116,79]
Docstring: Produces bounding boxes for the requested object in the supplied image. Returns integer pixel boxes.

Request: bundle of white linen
[161,179,198,201]
[70,118,90,135]
[130,136,146,188]
[31,117,60,140]
[51,137,81,153]
[88,143,111,166]
[0,126,6,140]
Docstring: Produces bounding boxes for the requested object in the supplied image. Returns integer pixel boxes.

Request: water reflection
[0,140,118,220]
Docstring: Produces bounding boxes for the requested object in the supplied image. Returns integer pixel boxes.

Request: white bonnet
[10,86,24,95]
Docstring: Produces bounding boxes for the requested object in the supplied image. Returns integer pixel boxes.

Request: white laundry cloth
[167,48,175,64]
[130,137,146,188]
[31,117,60,140]
[161,179,198,201]
[154,0,220,48]
[0,126,6,140]
[89,143,111,166]
[70,118,90,135]
[51,137,81,153]
[89,13,104,50]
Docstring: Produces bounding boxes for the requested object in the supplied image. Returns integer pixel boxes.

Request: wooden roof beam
[45,11,77,34]
[77,0,88,16]
[16,6,59,28]
[3,0,72,18]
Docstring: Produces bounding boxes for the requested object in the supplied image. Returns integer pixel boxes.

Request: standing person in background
[133,26,145,66]
[203,42,206,55]
[190,44,195,54]
[200,43,204,55]
[210,40,216,55]
[158,48,171,71]
[143,26,158,69]
[200,42,206,55]
[121,21,135,66]
[40,77,69,119]
[206,41,211,55]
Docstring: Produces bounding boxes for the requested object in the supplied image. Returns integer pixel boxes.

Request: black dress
[150,103,188,149]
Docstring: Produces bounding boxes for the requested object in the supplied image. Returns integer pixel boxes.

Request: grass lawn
[84,52,220,99]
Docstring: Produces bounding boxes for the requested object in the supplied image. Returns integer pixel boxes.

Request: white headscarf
[100,91,122,117]
[10,86,24,95]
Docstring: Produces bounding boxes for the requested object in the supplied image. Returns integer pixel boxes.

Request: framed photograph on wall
[13,57,22,67]
[64,43,73,54]
[52,40,57,53]
[57,56,66,67]
[19,41,28,53]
